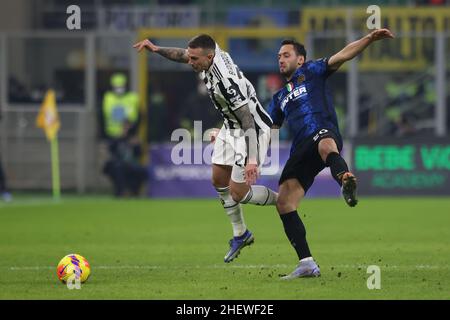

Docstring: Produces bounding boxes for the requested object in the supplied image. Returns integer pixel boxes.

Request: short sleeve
[307,57,335,78]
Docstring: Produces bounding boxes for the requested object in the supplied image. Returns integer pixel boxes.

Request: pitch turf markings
[5,264,450,271]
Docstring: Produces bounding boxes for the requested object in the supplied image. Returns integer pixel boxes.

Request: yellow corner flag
[36,89,61,199]
[36,89,60,141]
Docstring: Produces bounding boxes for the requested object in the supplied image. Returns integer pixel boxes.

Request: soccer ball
[56,254,91,284]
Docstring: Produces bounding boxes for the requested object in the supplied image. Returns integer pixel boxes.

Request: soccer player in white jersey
[134,34,278,263]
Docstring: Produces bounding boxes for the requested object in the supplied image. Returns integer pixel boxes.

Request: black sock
[325,152,349,186]
[279,211,312,260]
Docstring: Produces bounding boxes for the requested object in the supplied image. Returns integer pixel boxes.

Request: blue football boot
[224,230,254,263]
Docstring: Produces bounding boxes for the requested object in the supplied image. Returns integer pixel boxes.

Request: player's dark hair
[281,39,307,59]
[188,34,216,51]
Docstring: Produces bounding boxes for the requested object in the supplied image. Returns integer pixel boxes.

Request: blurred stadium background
[1,0,450,300]
[0,0,449,198]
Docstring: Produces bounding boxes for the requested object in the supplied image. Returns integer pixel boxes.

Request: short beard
[281,69,295,80]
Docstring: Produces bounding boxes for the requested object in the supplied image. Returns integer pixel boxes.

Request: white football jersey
[199,43,273,133]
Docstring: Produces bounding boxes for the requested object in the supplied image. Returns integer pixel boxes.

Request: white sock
[300,257,313,262]
[240,185,278,206]
[216,186,246,237]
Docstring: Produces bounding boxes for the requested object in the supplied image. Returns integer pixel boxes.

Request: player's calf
[232,185,278,206]
[325,152,349,186]
[216,186,247,237]
[324,152,358,207]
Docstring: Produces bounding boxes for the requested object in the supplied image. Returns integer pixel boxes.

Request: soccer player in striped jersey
[134,34,278,263]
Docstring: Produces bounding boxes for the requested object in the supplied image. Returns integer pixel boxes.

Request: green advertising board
[352,139,450,195]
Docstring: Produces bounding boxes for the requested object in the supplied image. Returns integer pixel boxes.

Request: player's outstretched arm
[133,39,189,63]
[328,28,394,71]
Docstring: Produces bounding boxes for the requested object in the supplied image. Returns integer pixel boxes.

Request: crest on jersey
[297,75,305,84]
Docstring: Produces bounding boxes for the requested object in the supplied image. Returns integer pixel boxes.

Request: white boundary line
[5,264,450,271]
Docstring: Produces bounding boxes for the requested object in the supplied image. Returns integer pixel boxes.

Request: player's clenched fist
[133,39,159,53]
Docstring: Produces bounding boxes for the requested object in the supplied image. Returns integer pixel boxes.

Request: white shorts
[211,126,271,183]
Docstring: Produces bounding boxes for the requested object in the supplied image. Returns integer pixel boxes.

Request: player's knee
[318,138,338,162]
[211,176,227,189]
[276,196,295,214]
[230,189,245,203]
[211,177,220,189]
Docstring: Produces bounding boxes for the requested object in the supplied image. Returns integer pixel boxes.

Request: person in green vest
[103,73,140,140]
[102,73,148,197]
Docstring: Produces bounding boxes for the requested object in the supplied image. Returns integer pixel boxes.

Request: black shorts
[279,128,343,193]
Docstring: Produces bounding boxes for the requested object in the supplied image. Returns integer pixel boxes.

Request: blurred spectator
[258,73,292,141]
[0,160,12,202]
[179,77,222,135]
[158,0,193,4]
[103,138,148,198]
[334,92,346,136]
[102,73,148,197]
[384,75,419,136]
[8,76,31,103]
[0,115,12,202]
[416,0,445,5]
[417,73,436,120]
[148,82,169,142]
[102,73,139,139]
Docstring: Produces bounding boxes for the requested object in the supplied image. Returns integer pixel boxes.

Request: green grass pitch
[0,196,449,299]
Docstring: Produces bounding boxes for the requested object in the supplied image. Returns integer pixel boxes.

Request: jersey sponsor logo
[280,85,308,111]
